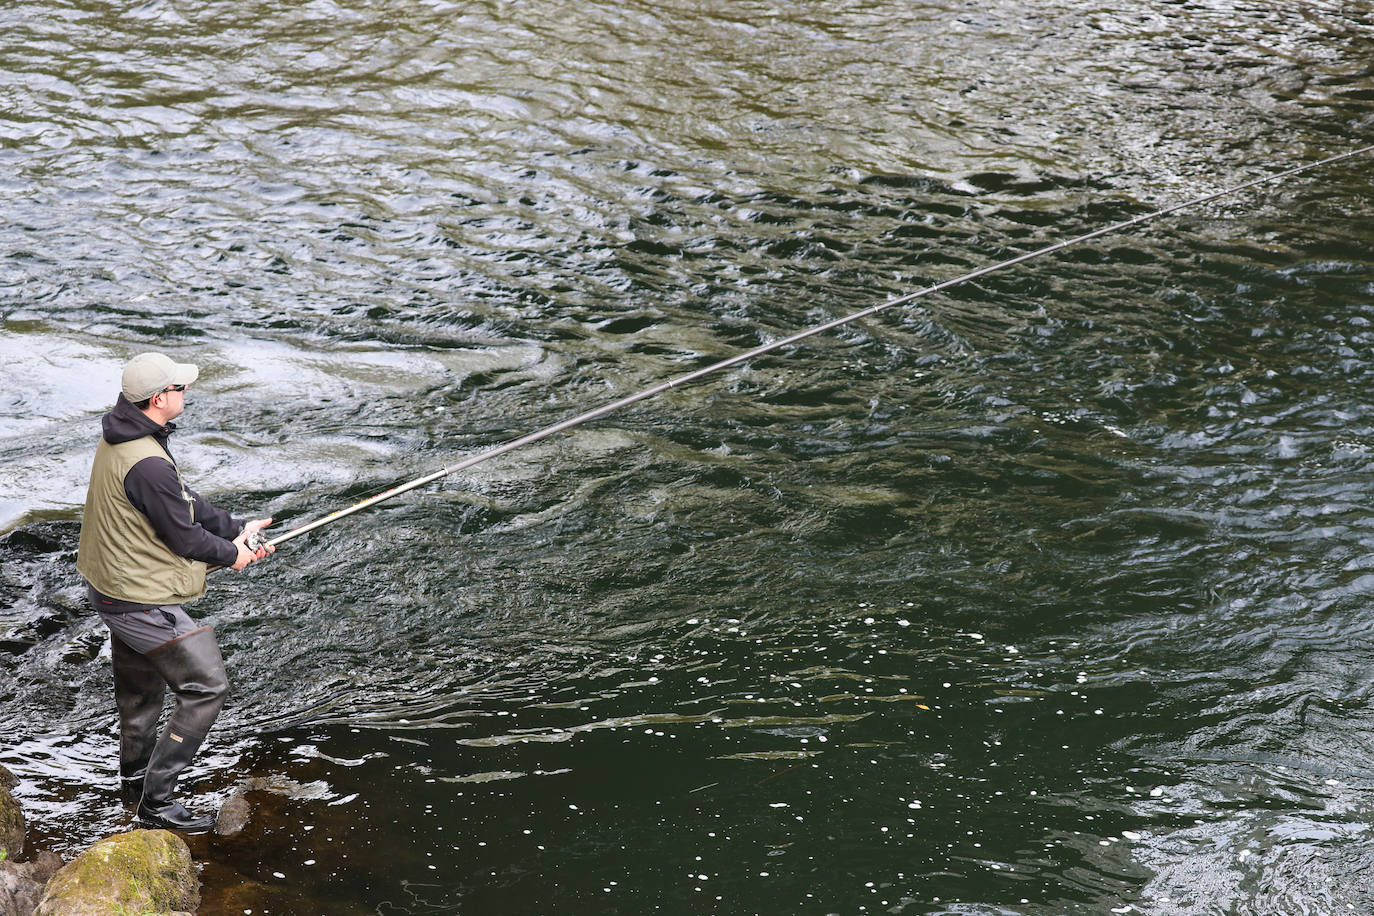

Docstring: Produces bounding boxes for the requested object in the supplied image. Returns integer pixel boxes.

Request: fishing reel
[245,529,270,553]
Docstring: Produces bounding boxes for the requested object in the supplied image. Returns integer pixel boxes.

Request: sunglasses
[160,384,188,394]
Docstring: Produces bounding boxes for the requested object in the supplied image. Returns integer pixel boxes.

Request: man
[77,351,273,833]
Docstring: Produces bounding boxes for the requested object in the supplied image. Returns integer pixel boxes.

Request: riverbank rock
[33,830,198,916]
[0,765,22,860]
[0,851,63,916]
[0,764,62,916]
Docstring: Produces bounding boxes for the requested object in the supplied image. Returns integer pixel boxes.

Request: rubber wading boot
[111,634,166,804]
[135,626,229,834]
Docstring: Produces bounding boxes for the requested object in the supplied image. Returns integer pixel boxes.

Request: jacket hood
[102,393,175,446]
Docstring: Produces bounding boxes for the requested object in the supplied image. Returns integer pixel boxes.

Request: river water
[2,0,1374,913]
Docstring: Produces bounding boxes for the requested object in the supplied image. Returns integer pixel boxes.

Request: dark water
[3,0,1374,912]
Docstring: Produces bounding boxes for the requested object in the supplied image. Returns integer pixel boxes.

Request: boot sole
[136,814,214,835]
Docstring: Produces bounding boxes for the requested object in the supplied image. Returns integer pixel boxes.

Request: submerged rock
[33,830,198,916]
[214,792,252,837]
[214,775,333,837]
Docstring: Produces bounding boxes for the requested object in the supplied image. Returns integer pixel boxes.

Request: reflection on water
[3,0,1374,912]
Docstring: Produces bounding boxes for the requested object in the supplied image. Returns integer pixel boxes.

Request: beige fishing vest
[77,436,208,605]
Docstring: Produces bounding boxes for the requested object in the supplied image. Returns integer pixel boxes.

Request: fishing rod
[252,143,1374,552]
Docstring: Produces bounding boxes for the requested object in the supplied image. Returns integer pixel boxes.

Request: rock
[23,851,62,889]
[0,864,44,916]
[0,851,63,916]
[214,793,251,837]
[22,851,62,885]
[0,767,60,916]
[0,779,23,860]
[33,830,198,916]
[214,776,330,838]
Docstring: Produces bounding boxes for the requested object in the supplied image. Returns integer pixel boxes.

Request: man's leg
[109,635,165,801]
[136,625,229,834]
[94,589,189,800]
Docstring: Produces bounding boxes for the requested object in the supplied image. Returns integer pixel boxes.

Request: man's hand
[231,517,275,570]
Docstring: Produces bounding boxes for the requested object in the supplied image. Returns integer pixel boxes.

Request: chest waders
[112,625,228,834]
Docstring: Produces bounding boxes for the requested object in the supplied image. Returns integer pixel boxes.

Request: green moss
[0,784,24,859]
[35,830,198,916]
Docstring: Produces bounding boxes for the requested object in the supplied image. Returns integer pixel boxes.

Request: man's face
[157,385,188,420]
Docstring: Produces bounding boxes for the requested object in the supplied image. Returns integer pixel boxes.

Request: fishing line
[256,143,1374,551]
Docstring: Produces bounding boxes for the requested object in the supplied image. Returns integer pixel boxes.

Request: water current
[3,0,1374,912]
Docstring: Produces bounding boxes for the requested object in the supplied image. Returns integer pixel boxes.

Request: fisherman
[76,352,273,834]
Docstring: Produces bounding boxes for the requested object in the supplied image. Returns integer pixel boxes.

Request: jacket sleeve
[185,484,245,541]
[123,457,240,568]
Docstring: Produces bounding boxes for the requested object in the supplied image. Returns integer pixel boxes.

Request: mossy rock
[33,830,198,916]
[0,784,22,860]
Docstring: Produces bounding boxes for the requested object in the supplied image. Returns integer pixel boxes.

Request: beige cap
[121,352,199,402]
